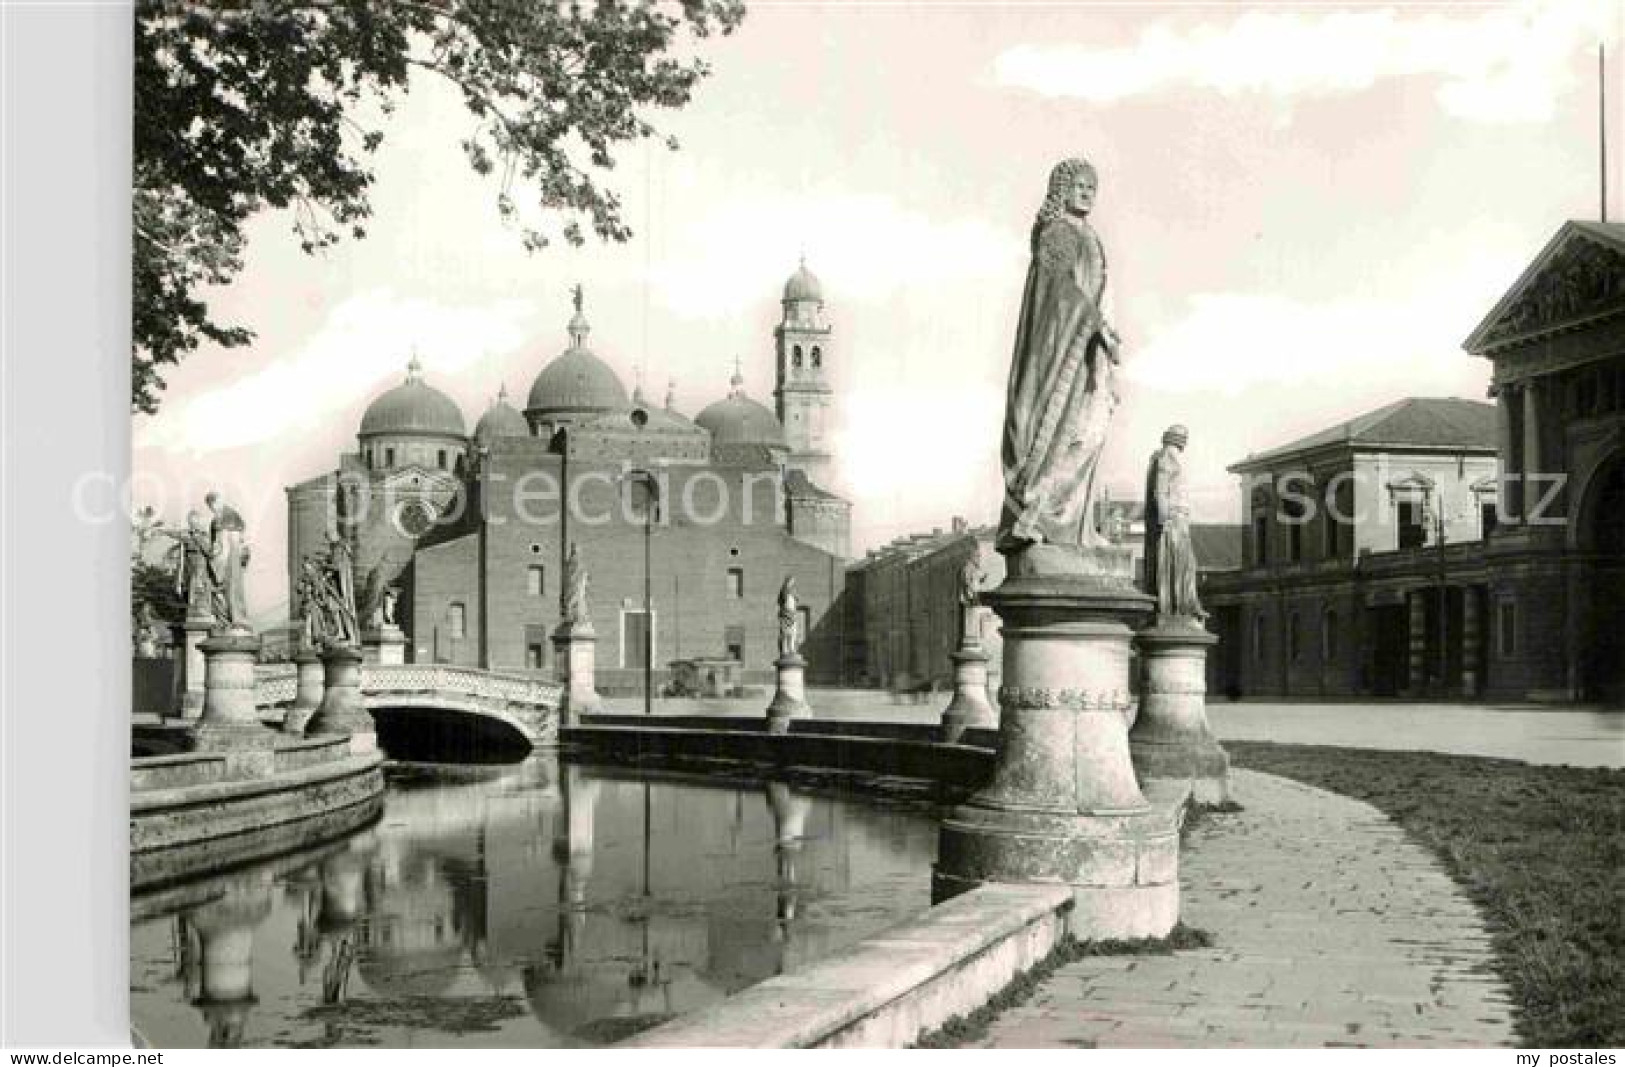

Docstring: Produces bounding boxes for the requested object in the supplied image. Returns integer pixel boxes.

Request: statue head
[205,490,221,511]
[1034,157,1098,239]
[1163,424,1189,449]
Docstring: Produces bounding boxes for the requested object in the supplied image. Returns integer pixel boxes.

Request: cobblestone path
[976,769,1517,1048]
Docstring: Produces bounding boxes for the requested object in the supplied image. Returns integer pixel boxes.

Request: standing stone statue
[561,542,591,629]
[163,510,218,622]
[1142,425,1207,623]
[206,492,252,632]
[320,536,360,648]
[296,557,329,649]
[777,576,801,658]
[133,601,161,657]
[380,587,399,627]
[997,156,1124,568]
[957,548,985,646]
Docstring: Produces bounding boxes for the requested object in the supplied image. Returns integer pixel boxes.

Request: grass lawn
[1228,742,1625,1048]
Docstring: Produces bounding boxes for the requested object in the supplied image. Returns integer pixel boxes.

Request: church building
[285,264,854,691]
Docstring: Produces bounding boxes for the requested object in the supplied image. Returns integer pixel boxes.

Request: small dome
[783,259,823,303]
[696,369,785,447]
[474,385,530,442]
[360,356,466,438]
[525,286,630,417]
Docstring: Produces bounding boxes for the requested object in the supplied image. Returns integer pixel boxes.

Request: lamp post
[1424,488,1470,697]
[627,469,660,716]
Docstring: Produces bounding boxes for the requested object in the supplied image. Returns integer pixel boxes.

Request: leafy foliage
[133,0,744,413]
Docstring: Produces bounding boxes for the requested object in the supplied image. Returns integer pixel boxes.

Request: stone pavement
[973,769,1517,1048]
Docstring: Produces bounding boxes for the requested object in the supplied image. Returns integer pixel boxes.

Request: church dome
[783,259,823,303]
[695,369,785,447]
[525,288,630,417]
[473,385,530,442]
[359,356,467,439]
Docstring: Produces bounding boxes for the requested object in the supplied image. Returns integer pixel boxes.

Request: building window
[527,565,544,597]
[792,344,803,368]
[724,625,745,662]
[1323,610,1337,661]
[525,643,544,669]
[385,446,396,467]
[1397,498,1426,550]
[811,346,822,368]
[448,602,466,640]
[1497,600,1517,658]
[437,449,447,470]
[1288,612,1302,664]
[1252,613,1267,664]
[726,566,744,599]
[1481,501,1499,538]
[622,610,654,668]
[1253,515,1269,567]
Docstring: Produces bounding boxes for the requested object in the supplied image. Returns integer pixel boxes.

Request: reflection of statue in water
[206,492,252,631]
[1143,425,1207,622]
[997,157,1124,563]
[561,542,590,628]
[777,577,800,658]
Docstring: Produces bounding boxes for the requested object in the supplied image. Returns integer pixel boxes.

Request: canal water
[130,757,941,1048]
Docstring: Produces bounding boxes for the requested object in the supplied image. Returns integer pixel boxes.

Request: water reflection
[131,757,938,1048]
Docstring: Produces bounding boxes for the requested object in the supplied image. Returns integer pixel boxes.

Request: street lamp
[1423,488,1472,697]
[626,468,660,716]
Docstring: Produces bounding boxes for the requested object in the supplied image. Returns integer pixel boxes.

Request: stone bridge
[255,663,561,754]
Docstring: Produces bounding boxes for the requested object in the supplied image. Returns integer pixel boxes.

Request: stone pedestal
[173,616,214,720]
[190,632,274,774]
[551,624,602,726]
[361,625,406,666]
[933,570,1181,940]
[1130,620,1230,806]
[304,644,375,755]
[766,653,810,735]
[940,642,997,743]
[282,647,325,736]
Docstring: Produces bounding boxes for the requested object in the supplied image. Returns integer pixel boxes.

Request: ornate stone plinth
[174,616,214,720]
[304,644,375,755]
[190,632,274,773]
[361,625,406,666]
[551,624,602,726]
[766,653,810,735]
[940,642,997,743]
[282,647,324,736]
[933,572,1181,940]
[1130,619,1230,806]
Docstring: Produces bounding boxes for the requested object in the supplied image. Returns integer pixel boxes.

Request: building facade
[1205,220,1625,704]
[285,265,854,691]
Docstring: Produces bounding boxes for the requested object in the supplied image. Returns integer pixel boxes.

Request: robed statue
[957,548,985,646]
[561,542,591,629]
[997,157,1123,565]
[162,510,217,622]
[777,576,801,658]
[1143,425,1207,623]
[206,491,252,631]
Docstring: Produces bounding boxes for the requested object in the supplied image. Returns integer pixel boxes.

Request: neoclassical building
[1204,219,1625,704]
[285,264,853,690]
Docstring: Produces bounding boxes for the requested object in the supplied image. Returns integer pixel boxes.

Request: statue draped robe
[998,215,1118,553]
[1143,446,1205,620]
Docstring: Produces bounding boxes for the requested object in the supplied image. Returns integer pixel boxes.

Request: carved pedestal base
[281,647,324,736]
[304,645,375,755]
[552,624,602,727]
[189,632,275,777]
[361,625,406,666]
[933,573,1181,940]
[766,654,810,735]
[940,643,997,743]
[1130,620,1230,806]
[174,616,214,720]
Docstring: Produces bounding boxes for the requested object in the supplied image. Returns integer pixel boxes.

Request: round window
[393,498,437,538]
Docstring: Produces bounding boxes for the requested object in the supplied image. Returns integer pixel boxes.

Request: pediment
[1465,222,1625,354]
[379,465,458,493]
[1386,472,1435,497]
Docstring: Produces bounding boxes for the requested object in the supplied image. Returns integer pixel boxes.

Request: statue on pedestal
[561,542,591,629]
[162,510,218,622]
[1142,425,1207,623]
[777,577,801,658]
[996,156,1123,568]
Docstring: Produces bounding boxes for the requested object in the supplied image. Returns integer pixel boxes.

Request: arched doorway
[1578,449,1625,703]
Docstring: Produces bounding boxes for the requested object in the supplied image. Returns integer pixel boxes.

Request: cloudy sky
[134,0,1624,617]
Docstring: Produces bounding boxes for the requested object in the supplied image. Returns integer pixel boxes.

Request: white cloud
[137,290,537,453]
[991,0,1618,123]
[651,192,1024,318]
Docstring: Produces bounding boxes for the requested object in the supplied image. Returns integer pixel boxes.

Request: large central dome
[525,289,630,419]
[359,356,467,439]
[695,369,785,447]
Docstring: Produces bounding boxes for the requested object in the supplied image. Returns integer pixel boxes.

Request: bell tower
[774,258,835,488]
